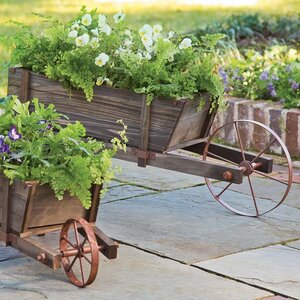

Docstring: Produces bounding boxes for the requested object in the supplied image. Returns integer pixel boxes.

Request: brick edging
[212,97,300,158]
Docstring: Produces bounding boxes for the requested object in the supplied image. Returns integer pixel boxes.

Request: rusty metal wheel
[203,120,293,216]
[60,218,99,287]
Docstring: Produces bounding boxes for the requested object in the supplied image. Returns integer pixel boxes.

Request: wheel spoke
[61,236,76,249]
[82,253,92,265]
[253,170,289,185]
[81,237,87,248]
[234,122,246,161]
[217,182,233,197]
[206,151,239,166]
[250,138,276,164]
[247,176,259,216]
[67,255,78,272]
[78,256,85,285]
[73,221,81,246]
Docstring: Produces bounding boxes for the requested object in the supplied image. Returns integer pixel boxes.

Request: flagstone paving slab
[0,288,46,300]
[215,177,300,209]
[0,245,24,262]
[112,158,205,191]
[97,185,300,264]
[286,239,300,250]
[195,245,300,299]
[104,180,126,188]
[102,184,156,203]
[0,245,272,300]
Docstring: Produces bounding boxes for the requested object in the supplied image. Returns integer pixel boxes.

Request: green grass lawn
[0,0,299,97]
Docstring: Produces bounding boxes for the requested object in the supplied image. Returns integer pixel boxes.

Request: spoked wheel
[60,218,100,287]
[203,120,293,216]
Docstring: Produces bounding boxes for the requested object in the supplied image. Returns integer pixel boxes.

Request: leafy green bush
[197,13,300,49]
[7,7,226,109]
[219,46,300,108]
[0,96,127,208]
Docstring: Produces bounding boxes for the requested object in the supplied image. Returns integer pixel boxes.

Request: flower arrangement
[8,6,226,109]
[0,95,127,208]
[219,46,300,108]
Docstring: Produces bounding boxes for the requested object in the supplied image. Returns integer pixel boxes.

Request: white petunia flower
[124,39,133,47]
[168,31,175,38]
[95,53,109,67]
[144,53,152,60]
[113,12,126,23]
[68,30,78,38]
[81,14,92,27]
[96,76,112,86]
[98,14,106,26]
[100,24,111,35]
[153,24,162,35]
[125,29,132,36]
[90,37,99,48]
[91,28,99,36]
[139,24,152,37]
[75,33,89,47]
[141,34,153,48]
[153,33,162,41]
[71,21,81,31]
[136,52,143,60]
[179,38,192,49]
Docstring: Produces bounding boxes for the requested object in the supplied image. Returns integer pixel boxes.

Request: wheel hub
[239,161,253,176]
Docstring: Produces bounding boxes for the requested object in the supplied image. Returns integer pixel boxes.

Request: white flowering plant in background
[9,6,226,108]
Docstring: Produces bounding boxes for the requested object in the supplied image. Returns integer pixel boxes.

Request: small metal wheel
[60,218,100,287]
[203,120,293,216]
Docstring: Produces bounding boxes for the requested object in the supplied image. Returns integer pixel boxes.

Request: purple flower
[219,67,230,92]
[232,69,243,81]
[8,126,22,141]
[271,74,279,81]
[267,82,277,97]
[289,79,299,90]
[286,65,292,73]
[0,137,10,154]
[260,71,269,81]
[38,120,53,131]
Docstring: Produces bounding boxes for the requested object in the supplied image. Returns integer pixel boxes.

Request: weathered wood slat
[0,172,101,236]
[166,94,212,150]
[138,95,151,167]
[184,142,274,173]
[8,67,216,153]
[0,176,10,245]
[27,185,91,229]
[10,236,61,270]
[115,145,243,183]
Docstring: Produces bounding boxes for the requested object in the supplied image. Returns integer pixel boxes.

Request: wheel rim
[60,218,99,287]
[203,120,293,217]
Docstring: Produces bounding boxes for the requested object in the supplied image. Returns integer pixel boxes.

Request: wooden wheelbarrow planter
[0,174,118,287]
[3,67,294,287]
[7,67,293,216]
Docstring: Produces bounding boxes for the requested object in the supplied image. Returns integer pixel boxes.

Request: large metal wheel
[203,120,293,216]
[60,218,100,287]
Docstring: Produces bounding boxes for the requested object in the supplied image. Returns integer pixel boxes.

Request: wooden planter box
[0,174,101,237]
[8,68,216,154]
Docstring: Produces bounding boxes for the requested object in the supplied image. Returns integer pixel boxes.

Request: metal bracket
[131,148,156,160]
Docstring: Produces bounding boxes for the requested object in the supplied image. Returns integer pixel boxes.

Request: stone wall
[212,97,300,158]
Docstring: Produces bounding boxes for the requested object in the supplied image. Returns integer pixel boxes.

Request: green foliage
[8,8,225,108]
[219,46,300,108]
[0,96,127,208]
[197,13,300,49]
